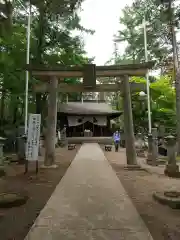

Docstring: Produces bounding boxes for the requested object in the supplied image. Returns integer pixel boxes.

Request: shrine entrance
[27,62,154,166]
[57,101,120,138]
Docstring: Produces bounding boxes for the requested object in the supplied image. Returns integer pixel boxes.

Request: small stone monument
[152,128,158,159]
[159,125,165,138]
[164,135,180,178]
[147,131,158,166]
[135,133,145,157]
[60,127,67,147]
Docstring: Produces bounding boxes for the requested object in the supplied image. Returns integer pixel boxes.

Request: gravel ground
[105,148,180,240]
[0,146,80,240]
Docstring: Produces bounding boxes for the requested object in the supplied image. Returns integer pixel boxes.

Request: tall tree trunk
[168,1,180,154]
[44,77,58,166]
[115,92,119,110]
[35,2,46,114]
[36,94,42,114]
[20,101,24,119]
[123,76,137,165]
[0,85,6,128]
[175,69,180,155]
[0,0,13,36]
[13,97,19,124]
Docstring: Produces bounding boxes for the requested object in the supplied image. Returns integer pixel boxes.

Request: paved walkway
[25,143,153,240]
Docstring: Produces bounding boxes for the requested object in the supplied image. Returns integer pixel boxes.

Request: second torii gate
[27,62,154,167]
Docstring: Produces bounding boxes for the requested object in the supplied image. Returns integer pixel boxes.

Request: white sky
[79,0,133,65]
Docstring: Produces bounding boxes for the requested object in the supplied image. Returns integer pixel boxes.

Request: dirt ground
[0,146,79,240]
[2,144,180,240]
[105,148,180,240]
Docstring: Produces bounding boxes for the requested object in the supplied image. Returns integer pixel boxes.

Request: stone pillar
[147,128,158,166]
[152,128,158,160]
[147,134,157,165]
[136,133,145,157]
[159,125,165,138]
[44,76,58,166]
[60,127,67,147]
[122,75,137,165]
[164,135,179,177]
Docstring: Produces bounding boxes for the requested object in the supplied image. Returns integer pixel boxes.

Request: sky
[79,0,133,65]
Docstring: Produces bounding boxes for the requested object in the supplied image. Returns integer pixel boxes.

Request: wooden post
[122,75,137,165]
[44,76,58,166]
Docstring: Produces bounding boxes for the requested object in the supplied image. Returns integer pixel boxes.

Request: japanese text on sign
[26,114,41,161]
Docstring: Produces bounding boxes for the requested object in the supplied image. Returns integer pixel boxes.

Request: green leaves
[115,0,180,68]
[0,0,13,35]
[0,0,92,125]
[129,75,176,133]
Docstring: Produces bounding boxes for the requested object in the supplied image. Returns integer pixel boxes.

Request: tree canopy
[130,76,176,134]
[106,0,180,135]
[0,0,93,131]
[115,0,180,72]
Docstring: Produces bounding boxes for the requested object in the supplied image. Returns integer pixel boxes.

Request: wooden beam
[83,64,96,87]
[31,69,148,78]
[26,61,154,72]
[26,61,155,78]
[33,82,146,93]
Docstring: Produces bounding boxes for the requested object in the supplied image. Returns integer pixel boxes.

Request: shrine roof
[57,102,122,117]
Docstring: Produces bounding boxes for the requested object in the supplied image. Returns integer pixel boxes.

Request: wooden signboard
[83,64,96,88]
[25,114,41,174]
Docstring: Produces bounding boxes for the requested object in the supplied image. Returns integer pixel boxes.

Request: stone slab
[25,143,153,240]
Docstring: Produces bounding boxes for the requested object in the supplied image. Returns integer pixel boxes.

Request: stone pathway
[25,143,153,240]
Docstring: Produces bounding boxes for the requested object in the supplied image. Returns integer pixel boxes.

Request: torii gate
[27,62,154,167]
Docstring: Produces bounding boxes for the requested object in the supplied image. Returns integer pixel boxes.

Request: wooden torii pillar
[44,76,58,166]
[27,62,154,167]
[122,76,137,165]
